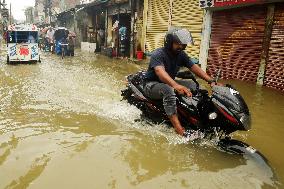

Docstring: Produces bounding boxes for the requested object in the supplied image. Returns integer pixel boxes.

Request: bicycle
[59,43,68,59]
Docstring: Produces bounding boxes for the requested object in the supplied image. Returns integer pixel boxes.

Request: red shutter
[264,4,284,91]
[207,6,266,82]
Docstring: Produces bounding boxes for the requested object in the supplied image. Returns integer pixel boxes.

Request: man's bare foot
[183,130,204,141]
[168,114,184,135]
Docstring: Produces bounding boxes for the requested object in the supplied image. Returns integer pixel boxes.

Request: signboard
[8,43,39,61]
[200,0,263,8]
[8,24,38,31]
[19,45,30,56]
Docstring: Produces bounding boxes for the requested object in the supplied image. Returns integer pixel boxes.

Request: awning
[56,8,75,19]
[200,0,284,9]
[75,0,109,13]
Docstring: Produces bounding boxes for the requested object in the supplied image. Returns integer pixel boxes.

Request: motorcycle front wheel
[217,138,268,163]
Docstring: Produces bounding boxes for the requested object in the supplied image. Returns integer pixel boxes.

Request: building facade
[199,0,284,91]
[34,0,80,26]
[142,0,204,59]
[69,0,143,57]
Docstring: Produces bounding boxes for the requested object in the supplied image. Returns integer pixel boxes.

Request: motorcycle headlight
[208,112,218,120]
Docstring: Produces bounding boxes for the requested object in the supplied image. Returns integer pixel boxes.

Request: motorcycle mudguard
[218,138,268,163]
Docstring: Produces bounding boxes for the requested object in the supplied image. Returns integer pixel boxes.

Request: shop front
[200,0,284,91]
[86,4,107,51]
[76,1,108,52]
[264,3,284,91]
[106,1,132,57]
[145,0,204,58]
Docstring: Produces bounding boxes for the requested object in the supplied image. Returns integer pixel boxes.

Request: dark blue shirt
[145,47,194,82]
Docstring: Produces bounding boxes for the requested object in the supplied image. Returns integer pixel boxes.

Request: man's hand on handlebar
[207,79,223,87]
[174,84,192,97]
[210,81,224,87]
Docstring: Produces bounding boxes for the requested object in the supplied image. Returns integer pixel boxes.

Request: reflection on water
[0,50,283,188]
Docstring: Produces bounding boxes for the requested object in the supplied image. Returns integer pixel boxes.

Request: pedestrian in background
[67,34,75,56]
[119,26,127,58]
[0,33,2,50]
[3,31,7,43]
[45,27,55,52]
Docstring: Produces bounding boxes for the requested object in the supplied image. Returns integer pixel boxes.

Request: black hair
[164,33,174,50]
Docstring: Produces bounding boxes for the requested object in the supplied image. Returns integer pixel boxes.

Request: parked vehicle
[54,27,75,59]
[6,24,41,64]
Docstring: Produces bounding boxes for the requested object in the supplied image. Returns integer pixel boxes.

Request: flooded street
[0,49,283,189]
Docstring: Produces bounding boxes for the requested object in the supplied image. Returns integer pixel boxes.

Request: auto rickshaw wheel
[7,55,9,64]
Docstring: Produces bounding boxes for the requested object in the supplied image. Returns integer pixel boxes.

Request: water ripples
[0,51,281,188]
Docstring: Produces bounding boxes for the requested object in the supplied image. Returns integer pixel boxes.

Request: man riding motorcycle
[143,27,219,137]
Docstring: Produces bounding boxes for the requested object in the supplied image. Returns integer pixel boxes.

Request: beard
[172,48,183,54]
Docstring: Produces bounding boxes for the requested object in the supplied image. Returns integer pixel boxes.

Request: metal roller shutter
[207,6,266,82]
[171,0,204,58]
[264,4,284,91]
[146,0,170,52]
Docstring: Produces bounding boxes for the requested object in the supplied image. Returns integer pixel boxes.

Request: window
[8,31,38,43]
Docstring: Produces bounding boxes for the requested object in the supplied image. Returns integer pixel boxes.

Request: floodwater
[0,48,283,189]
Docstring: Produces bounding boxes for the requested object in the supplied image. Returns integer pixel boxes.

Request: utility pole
[0,0,9,31]
[44,0,48,19]
[31,8,34,23]
[9,3,11,24]
[48,0,52,24]
[44,0,52,24]
[0,0,2,20]
[0,0,2,35]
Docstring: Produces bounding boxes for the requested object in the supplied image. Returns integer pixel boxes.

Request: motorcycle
[43,37,54,53]
[121,70,268,161]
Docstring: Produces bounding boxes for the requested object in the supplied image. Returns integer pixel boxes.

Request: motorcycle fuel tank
[211,85,251,131]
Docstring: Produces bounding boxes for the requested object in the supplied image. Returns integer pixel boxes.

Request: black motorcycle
[121,70,268,161]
